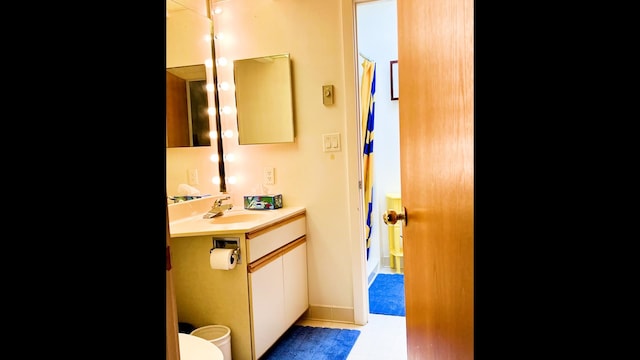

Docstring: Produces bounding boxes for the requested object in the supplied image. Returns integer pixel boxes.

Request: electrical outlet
[188,168,199,185]
[263,167,275,185]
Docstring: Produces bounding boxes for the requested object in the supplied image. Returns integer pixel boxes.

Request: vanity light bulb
[208,107,216,115]
[216,57,228,67]
[214,32,224,40]
[206,83,215,92]
[204,34,212,43]
[212,177,221,185]
[224,153,235,162]
[221,105,233,114]
[218,82,230,91]
[209,130,218,139]
[204,59,214,68]
[227,176,237,184]
[209,153,219,163]
[223,129,234,138]
[213,7,222,15]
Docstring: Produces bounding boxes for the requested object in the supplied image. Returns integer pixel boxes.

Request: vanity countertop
[169,206,306,237]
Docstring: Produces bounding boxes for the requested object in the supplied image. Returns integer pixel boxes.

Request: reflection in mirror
[234,54,295,145]
[166,65,211,147]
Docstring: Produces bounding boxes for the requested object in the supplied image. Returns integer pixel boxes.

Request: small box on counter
[244,194,283,210]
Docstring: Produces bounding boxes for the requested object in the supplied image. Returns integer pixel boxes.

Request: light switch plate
[322,133,340,152]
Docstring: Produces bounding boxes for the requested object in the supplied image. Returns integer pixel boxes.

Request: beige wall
[167,0,364,322]
[166,4,211,68]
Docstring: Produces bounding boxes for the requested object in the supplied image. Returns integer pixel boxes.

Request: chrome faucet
[203,196,233,219]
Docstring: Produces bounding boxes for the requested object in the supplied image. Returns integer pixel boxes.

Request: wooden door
[166,203,180,360]
[397,0,474,358]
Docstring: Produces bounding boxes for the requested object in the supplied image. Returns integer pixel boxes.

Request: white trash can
[190,325,232,360]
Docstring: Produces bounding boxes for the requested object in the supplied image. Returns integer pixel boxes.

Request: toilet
[178,333,224,360]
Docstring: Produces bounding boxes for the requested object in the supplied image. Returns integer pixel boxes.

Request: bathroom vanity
[169,203,307,360]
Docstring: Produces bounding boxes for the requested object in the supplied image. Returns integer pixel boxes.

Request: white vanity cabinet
[247,214,308,359]
[250,255,286,357]
[170,208,307,360]
[249,237,307,358]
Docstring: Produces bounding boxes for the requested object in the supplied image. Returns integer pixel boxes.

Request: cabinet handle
[248,236,306,273]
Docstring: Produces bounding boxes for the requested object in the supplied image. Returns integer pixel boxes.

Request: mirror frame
[210,27,226,192]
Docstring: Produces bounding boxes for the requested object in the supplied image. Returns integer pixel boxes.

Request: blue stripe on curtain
[361,60,376,260]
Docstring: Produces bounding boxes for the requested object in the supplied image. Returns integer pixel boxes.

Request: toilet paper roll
[210,248,237,270]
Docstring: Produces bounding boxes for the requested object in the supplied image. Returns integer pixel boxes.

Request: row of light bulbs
[207,3,238,186]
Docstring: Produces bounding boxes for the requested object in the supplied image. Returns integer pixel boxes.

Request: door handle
[383,207,408,226]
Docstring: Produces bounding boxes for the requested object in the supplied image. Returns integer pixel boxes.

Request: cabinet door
[283,242,308,325]
[249,256,285,359]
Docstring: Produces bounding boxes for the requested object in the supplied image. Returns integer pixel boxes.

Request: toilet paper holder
[211,237,241,264]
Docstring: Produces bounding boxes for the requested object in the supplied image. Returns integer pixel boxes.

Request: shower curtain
[360,59,376,260]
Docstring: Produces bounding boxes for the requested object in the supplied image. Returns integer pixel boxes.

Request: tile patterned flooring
[294,267,407,360]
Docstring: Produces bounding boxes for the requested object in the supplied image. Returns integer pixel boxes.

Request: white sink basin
[209,211,270,224]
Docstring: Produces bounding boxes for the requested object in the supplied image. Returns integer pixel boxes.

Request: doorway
[355,0,405,328]
[355,0,402,286]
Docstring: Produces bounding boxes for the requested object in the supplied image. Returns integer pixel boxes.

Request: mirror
[166,0,226,192]
[166,0,216,148]
[234,54,295,145]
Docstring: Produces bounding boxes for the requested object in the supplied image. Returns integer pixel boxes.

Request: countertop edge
[169,207,306,238]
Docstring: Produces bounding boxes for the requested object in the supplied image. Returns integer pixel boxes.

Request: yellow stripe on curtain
[360,59,376,260]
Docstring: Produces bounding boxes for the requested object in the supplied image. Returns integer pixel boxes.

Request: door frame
[343,0,372,326]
